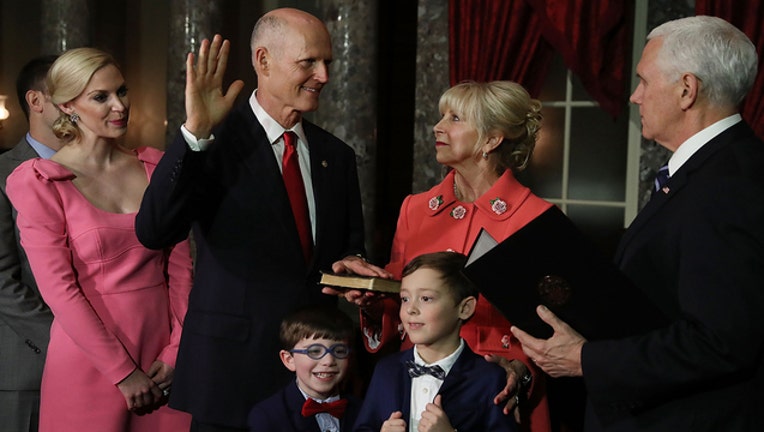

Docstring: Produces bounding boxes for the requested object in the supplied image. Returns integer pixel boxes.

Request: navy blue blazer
[135,102,366,428]
[354,345,517,432]
[582,121,764,431]
[248,380,362,432]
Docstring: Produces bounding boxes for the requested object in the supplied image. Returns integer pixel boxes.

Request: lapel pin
[662,186,670,194]
[321,160,328,168]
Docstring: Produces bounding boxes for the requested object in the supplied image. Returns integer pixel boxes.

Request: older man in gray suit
[0,55,61,432]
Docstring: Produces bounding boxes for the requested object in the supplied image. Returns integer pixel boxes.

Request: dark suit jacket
[247,380,361,432]
[354,345,518,432]
[135,102,366,428]
[0,138,53,391]
[581,121,764,431]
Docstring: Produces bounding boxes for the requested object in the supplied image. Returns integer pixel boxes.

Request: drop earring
[70,113,80,124]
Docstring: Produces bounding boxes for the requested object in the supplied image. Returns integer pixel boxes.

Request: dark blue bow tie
[406,360,446,380]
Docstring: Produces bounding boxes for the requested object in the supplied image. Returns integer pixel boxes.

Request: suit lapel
[436,345,472,399]
[285,381,322,432]
[11,139,40,162]
[236,107,308,266]
[398,351,414,420]
[304,121,326,265]
[616,122,746,263]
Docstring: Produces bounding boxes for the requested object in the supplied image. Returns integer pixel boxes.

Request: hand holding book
[322,255,396,307]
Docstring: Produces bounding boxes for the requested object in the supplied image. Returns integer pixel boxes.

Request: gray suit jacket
[0,137,53,390]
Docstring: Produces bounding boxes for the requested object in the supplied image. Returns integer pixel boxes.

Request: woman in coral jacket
[7,48,192,432]
[330,81,553,432]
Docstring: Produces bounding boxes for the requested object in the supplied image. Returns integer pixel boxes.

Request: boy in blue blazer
[248,306,362,431]
[354,252,517,432]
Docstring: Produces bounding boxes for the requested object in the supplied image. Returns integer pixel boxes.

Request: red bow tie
[301,397,348,419]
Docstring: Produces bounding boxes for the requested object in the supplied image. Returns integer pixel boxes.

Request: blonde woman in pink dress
[7,48,192,432]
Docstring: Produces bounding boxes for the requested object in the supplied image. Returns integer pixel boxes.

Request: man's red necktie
[282,131,313,263]
[301,397,348,419]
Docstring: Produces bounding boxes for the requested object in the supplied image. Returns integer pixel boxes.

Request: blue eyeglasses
[289,343,351,360]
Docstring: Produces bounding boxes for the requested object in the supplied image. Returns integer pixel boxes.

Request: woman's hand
[331,255,393,278]
[146,360,174,404]
[323,255,394,307]
[486,355,531,422]
[116,368,163,413]
[184,34,245,139]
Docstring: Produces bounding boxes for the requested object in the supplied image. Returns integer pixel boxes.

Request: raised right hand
[184,34,245,139]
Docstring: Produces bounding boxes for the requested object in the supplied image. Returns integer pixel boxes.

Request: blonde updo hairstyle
[47,47,119,143]
[438,81,542,175]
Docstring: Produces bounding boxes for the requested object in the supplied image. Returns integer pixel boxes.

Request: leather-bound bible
[320,272,401,293]
[463,206,669,340]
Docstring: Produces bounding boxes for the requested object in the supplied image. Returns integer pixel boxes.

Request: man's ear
[253,47,270,76]
[25,90,45,114]
[279,349,297,372]
[679,72,699,110]
[458,296,477,321]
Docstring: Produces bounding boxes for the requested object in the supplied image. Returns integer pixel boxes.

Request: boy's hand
[418,395,454,432]
[381,411,407,432]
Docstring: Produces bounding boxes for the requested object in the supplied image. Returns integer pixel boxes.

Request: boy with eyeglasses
[247,306,362,431]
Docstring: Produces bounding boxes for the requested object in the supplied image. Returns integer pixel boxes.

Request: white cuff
[180,124,214,151]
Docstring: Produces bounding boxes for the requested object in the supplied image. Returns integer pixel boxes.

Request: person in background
[511,15,764,431]
[328,81,553,432]
[0,55,59,432]
[135,7,388,431]
[7,47,193,432]
[247,306,362,431]
[354,252,517,432]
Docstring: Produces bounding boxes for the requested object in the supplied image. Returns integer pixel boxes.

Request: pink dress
[6,147,192,432]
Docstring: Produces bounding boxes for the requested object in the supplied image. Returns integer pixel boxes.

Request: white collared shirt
[26,133,56,159]
[249,91,316,240]
[297,384,341,432]
[180,90,316,239]
[409,339,465,432]
[667,114,742,176]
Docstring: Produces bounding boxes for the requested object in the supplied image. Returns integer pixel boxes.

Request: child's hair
[279,306,355,350]
[401,251,479,303]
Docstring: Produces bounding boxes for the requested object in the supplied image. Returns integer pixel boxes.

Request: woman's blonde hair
[47,47,119,142]
[438,81,542,174]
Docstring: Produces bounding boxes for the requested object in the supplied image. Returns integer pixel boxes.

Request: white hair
[648,15,757,107]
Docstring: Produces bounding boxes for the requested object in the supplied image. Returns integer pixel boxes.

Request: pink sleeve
[385,195,414,279]
[7,162,136,384]
[358,195,415,353]
[156,238,193,367]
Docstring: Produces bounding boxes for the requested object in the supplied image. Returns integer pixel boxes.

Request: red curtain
[448,0,555,98]
[449,0,631,118]
[695,0,764,140]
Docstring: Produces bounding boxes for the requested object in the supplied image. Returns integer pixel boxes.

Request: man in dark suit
[0,55,60,432]
[511,16,764,432]
[135,8,387,432]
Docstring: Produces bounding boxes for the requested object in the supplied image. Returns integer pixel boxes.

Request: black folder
[463,206,669,340]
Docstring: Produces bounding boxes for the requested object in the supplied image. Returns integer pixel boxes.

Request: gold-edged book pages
[319,273,401,293]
